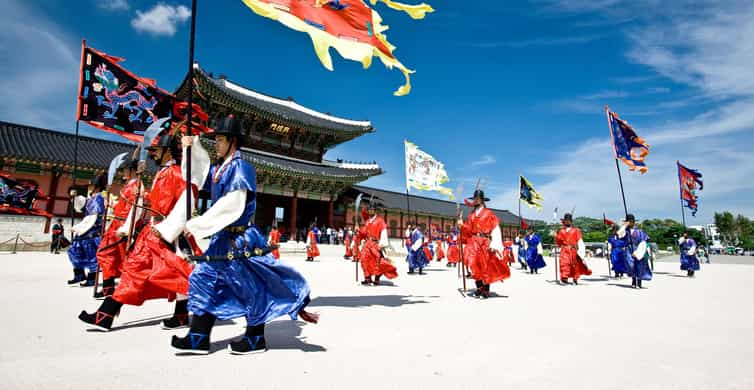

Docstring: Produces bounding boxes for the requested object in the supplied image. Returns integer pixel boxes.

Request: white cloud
[0,1,79,130]
[504,0,754,223]
[471,155,496,167]
[470,34,605,49]
[97,0,130,11]
[131,3,191,37]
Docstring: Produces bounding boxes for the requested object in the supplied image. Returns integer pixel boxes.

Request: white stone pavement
[0,247,752,390]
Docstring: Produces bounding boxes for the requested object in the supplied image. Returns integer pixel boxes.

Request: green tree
[714,211,735,245]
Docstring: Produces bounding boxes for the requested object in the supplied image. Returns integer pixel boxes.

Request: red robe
[306,230,320,258]
[555,226,592,280]
[435,240,445,261]
[357,216,398,279]
[446,235,460,264]
[112,164,194,306]
[460,208,511,285]
[97,179,144,280]
[503,240,514,265]
[269,229,281,260]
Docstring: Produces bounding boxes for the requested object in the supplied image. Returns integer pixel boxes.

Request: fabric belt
[474,233,491,239]
[113,216,126,221]
[369,238,380,243]
[152,216,165,223]
[189,246,272,262]
[223,226,248,233]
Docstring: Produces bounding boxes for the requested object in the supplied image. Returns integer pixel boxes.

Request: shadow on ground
[309,294,436,308]
[201,320,326,354]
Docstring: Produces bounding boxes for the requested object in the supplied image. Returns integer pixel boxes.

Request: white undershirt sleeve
[633,241,647,259]
[154,191,194,243]
[72,215,97,236]
[490,225,503,252]
[537,242,544,255]
[185,190,246,239]
[410,235,423,251]
[577,238,586,259]
[379,228,389,249]
[687,244,697,256]
[181,136,211,189]
[617,225,627,239]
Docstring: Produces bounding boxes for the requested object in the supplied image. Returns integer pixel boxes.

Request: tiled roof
[351,185,521,225]
[177,66,374,137]
[0,121,382,180]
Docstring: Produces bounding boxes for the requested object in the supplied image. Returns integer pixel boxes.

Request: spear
[454,184,466,293]
[353,193,363,282]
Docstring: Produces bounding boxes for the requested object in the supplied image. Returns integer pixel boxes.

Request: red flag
[520,219,528,229]
[603,213,615,226]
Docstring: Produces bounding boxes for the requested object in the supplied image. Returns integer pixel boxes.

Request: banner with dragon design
[76,42,176,142]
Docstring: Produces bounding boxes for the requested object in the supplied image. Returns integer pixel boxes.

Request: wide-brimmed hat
[210,114,243,138]
[623,213,636,223]
[561,213,573,222]
[466,189,490,202]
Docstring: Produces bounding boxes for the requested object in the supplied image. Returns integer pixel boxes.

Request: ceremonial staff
[454,184,466,293]
[184,0,198,227]
[92,152,128,297]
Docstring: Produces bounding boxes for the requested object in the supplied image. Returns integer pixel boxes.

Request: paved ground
[1,248,752,389]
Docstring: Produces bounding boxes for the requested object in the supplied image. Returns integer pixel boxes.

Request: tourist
[306,222,320,261]
[555,213,591,285]
[524,227,547,274]
[357,198,398,286]
[607,225,628,278]
[678,231,700,277]
[78,124,193,331]
[407,223,428,274]
[95,153,145,299]
[457,190,510,298]
[50,218,65,254]
[67,174,106,287]
[343,227,353,260]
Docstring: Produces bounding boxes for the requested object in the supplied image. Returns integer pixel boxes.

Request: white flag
[404,140,454,200]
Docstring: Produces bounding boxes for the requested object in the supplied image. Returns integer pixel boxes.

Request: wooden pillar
[400,211,404,235]
[44,169,61,233]
[327,197,334,228]
[290,192,298,241]
[440,217,445,233]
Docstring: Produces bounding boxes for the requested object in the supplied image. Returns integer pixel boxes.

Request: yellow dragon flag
[241,0,434,96]
[405,140,454,200]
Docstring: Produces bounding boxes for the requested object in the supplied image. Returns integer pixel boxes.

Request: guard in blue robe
[407,226,429,274]
[679,232,700,277]
[524,229,547,274]
[172,115,318,355]
[619,214,652,288]
[607,227,629,278]
[515,234,528,270]
[67,175,105,286]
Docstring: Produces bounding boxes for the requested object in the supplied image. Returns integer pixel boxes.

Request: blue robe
[407,228,429,271]
[187,151,312,325]
[524,234,547,270]
[67,193,104,273]
[608,235,629,274]
[624,228,652,281]
[680,237,700,271]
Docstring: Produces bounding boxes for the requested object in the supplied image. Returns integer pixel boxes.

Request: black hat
[562,213,573,222]
[625,214,636,223]
[211,114,244,137]
[467,189,490,202]
[119,154,139,171]
[367,200,386,210]
[90,174,106,190]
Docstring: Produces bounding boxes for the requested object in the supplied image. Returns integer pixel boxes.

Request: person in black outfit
[51,218,65,254]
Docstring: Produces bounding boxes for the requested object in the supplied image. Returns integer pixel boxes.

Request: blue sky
[1,0,753,224]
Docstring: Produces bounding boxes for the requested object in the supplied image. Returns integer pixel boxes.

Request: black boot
[632,278,637,288]
[418,268,424,275]
[67,268,86,286]
[479,284,491,299]
[572,279,578,285]
[361,276,373,286]
[78,297,123,331]
[690,270,695,277]
[229,323,267,355]
[79,271,96,287]
[373,275,382,286]
[473,280,483,297]
[94,278,116,300]
[408,268,415,274]
[171,313,216,355]
[560,278,569,285]
[637,279,643,289]
[162,299,190,330]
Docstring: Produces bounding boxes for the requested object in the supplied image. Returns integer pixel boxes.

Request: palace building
[1,67,520,240]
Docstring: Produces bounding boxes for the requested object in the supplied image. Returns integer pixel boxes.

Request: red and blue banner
[606,107,650,173]
[76,42,176,142]
[677,161,703,216]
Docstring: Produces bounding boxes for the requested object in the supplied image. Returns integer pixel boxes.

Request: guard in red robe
[95,155,145,299]
[79,129,195,331]
[434,234,445,262]
[343,228,353,260]
[503,239,515,265]
[446,231,460,267]
[268,224,281,260]
[306,223,320,261]
[357,199,398,285]
[555,213,592,285]
[458,190,511,298]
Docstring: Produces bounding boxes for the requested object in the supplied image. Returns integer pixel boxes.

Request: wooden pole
[93,190,110,297]
[184,0,198,227]
[70,120,80,234]
[12,233,19,254]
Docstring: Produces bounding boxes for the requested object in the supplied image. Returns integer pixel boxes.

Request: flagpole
[607,107,636,283]
[185,0,198,225]
[71,120,80,233]
[603,212,611,278]
[677,162,687,229]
